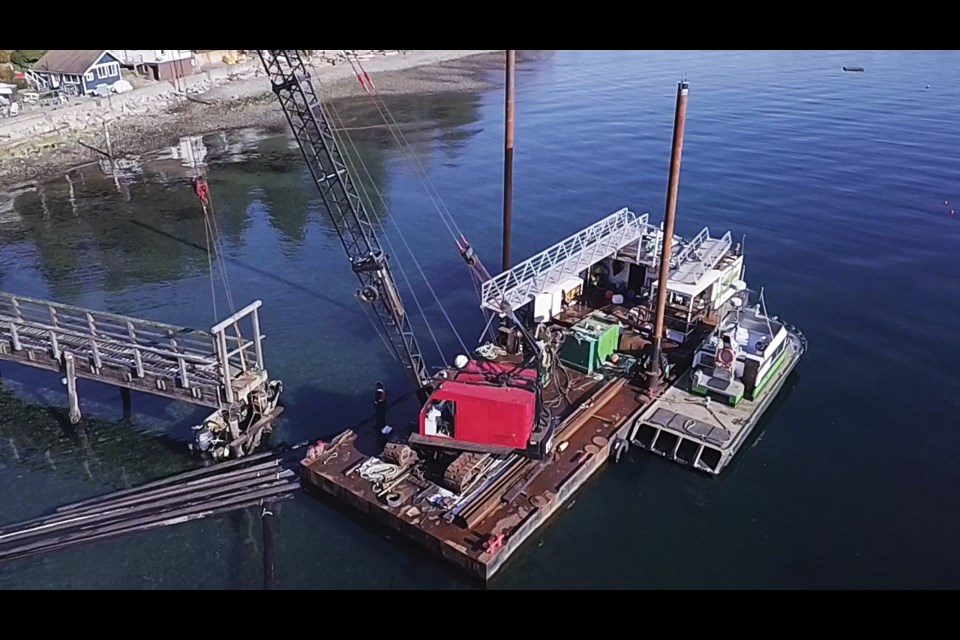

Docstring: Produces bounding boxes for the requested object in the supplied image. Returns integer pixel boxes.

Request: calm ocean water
[2,50,959,589]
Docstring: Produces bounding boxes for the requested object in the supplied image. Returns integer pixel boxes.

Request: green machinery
[559,315,621,375]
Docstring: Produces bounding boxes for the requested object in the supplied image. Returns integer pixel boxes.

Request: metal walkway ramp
[480,207,654,314]
[668,227,733,286]
[0,293,281,457]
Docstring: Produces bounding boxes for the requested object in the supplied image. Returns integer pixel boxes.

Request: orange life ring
[717,347,736,365]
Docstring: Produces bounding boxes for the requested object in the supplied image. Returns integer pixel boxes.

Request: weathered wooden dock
[0,291,282,457]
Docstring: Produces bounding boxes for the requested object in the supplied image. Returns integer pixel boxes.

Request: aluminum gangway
[0,292,282,458]
[668,227,733,286]
[480,207,655,314]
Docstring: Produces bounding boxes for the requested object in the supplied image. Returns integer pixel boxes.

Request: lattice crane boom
[256,49,431,397]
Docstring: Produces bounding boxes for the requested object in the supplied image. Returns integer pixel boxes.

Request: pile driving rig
[256,50,559,492]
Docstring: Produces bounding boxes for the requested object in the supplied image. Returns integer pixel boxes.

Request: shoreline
[0,50,502,192]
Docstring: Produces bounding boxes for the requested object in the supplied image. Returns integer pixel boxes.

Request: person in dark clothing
[374,382,388,432]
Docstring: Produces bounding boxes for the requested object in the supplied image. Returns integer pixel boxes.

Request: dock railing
[0,291,267,410]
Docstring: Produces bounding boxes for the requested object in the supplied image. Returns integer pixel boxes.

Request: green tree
[10,49,47,68]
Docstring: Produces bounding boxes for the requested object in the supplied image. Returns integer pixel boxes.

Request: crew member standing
[374,381,388,433]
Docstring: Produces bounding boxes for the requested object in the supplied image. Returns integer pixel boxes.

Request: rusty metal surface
[382,442,417,467]
[444,452,490,494]
[300,367,648,580]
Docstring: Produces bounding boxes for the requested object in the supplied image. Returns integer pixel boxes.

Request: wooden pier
[0,291,282,457]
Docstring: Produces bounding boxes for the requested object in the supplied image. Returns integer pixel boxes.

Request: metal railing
[0,292,266,409]
[670,228,733,285]
[480,208,652,313]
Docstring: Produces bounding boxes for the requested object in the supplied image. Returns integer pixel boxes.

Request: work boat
[630,285,806,475]
[692,287,800,406]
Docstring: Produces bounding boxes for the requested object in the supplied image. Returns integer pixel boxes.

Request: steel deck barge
[301,365,646,581]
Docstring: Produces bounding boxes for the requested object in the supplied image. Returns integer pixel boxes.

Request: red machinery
[409,359,554,458]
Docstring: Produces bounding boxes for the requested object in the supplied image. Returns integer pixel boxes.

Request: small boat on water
[690,288,806,408]
[843,65,865,72]
[630,284,806,475]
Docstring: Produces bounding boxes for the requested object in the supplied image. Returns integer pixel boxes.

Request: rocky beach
[0,50,502,191]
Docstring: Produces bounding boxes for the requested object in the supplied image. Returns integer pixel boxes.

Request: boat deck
[300,367,648,582]
[629,332,804,474]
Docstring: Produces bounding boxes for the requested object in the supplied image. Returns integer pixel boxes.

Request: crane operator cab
[424,399,456,438]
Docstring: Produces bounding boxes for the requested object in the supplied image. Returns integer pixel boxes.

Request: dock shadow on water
[0,382,198,497]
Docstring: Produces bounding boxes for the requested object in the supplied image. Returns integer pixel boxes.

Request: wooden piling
[262,503,276,590]
[63,352,81,424]
[103,120,120,191]
[120,387,131,419]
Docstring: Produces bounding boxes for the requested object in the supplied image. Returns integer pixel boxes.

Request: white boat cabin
[691,296,789,406]
[599,224,745,343]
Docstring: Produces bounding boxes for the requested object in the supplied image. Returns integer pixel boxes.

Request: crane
[256,50,431,401]
[255,50,558,491]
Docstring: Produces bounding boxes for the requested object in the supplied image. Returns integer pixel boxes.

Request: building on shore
[192,50,247,67]
[31,50,123,97]
[113,50,194,81]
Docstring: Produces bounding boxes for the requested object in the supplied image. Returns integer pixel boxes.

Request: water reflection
[0,86,489,534]
[1,91,486,302]
[0,385,196,493]
[156,135,209,169]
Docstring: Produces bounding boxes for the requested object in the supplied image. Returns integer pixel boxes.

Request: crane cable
[186,140,236,316]
[346,52,495,329]
[183,125,250,374]
[346,53,471,250]
[342,54,450,241]
[167,75,237,320]
[164,71,216,322]
[315,70,470,358]
[344,51,488,339]
[257,52,406,367]
[190,163,253,371]
[321,96,454,363]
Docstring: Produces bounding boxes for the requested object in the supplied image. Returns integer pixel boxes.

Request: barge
[249,52,805,582]
[301,369,645,581]
[297,208,759,581]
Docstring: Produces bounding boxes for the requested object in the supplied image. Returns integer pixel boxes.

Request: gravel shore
[0,50,502,191]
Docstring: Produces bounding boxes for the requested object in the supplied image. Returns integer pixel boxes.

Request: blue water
[2,50,959,589]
